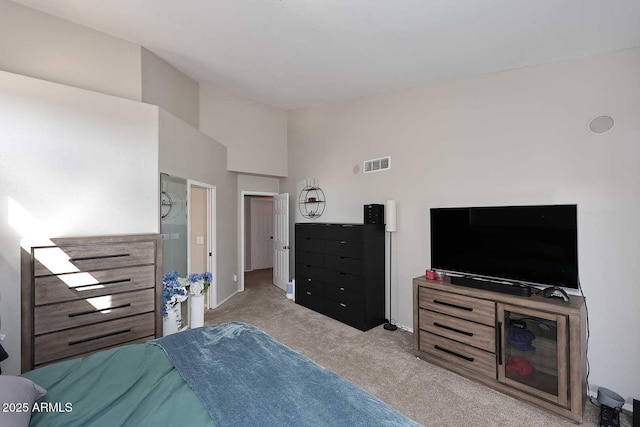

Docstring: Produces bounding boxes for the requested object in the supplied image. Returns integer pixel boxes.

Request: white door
[250,198,274,270]
[273,193,289,290]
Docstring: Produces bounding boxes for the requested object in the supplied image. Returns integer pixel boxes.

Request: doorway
[239,191,289,292]
[188,180,217,309]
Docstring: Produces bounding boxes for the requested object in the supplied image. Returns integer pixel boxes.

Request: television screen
[430,204,578,289]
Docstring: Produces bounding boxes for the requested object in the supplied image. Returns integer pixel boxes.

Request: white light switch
[196,236,204,244]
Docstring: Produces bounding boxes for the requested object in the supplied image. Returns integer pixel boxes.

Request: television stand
[413,276,586,423]
[450,276,532,297]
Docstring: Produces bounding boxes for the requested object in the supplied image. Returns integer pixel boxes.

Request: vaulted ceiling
[12,0,640,109]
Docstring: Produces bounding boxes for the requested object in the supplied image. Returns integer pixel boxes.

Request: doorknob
[283,245,290,250]
[270,236,273,239]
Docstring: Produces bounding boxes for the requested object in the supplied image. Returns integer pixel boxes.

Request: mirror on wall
[160,173,187,276]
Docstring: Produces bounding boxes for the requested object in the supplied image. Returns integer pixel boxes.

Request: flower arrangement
[187,272,212,296]
[162,271,188,316]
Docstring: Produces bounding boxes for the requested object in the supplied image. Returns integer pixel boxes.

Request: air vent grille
[363,156,391,173]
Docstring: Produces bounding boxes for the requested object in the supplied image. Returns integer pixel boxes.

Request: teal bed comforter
[23,322,422,427]
[22,343,214,427]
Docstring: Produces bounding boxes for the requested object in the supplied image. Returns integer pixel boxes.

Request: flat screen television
[430,204,578,289]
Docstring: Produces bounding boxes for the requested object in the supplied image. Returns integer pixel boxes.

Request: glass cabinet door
[497,304,568,407]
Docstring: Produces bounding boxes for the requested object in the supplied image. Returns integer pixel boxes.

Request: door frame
[188,180,217,309]
[239,191,278,292]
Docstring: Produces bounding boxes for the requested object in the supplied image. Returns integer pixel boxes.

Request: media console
[413,276,586,423]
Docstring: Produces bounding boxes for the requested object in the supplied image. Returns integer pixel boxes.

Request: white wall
[283,48,640,403]
[0,0,142,101]
[142,48,200,128]
[0,70,159,375]
[158,109,238,307]
[200,84,288,177]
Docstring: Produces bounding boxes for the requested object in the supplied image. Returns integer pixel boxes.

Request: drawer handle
[340,256,346,259]
[73,278,131,291]
[434,345,475,362]
[69,253,130,262]
[340,303,347,308]
[339,241,347,244]
[68,303,131,318]
[339,272,346,276]
[68,328,131,346]
[434,322,474,337]
[306,291,312,295]
[496,321,503,366]
[434,299,473,312]
[339,287,345,291]
[307,278,312,282]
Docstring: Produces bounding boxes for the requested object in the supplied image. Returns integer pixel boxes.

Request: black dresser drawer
[324,224,363,242]
[325,284,363,306]
[296,263,325,281]
[297,279,325,298]
[295,223,325,239]
[296,250,324,268]
[296,236,325,253]
[323,270,364,293]
[324,240,363,259]
[325,255,363,276]
[325,299,365,329]
[296,287,325,313]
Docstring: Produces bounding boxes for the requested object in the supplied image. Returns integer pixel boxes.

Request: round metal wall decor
[298,186,326,219]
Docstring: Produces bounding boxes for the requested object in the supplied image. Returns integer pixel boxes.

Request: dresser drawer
[420,331,496,378]
[325,255,363,276]
[419,309,495,352]
[296,263,325,282]
[34,265,155,305]
[295,250,324,268]
[419,287,495,326]
[324,270,364,293]
[295,223,325,239]
[34,288,155,335]
[296,279,325,298]
[296,287,325,313]
[324,240,363,259]
[33,241,155,276]
[325,299,365,328]
[324,224,363,242]
[34,312,155,366]
[325,284,363,305]
[296,237,325,254]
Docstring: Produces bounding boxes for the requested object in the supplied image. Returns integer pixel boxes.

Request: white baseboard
[214,290,238,308]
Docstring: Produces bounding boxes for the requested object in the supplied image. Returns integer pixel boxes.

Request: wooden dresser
[21,234,162,372]
[413,276,586,423]
[295,223,385,331]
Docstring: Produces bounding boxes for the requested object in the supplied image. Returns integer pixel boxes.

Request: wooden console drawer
[420,331,496,379]
[419,287,495,326]
[419,309,495,352]
[34,312,155,366]
[34,241,155,276]
[34,265,155,305]
[34,288,155,335]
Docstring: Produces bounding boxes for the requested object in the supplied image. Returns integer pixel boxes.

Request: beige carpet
[204,269,631,427]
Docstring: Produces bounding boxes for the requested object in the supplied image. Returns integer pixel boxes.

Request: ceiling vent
[363,156,391,174]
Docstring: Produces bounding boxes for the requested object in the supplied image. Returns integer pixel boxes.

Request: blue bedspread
[150,322,422,427]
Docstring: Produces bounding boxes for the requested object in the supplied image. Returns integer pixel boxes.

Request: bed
[18,322,423,427]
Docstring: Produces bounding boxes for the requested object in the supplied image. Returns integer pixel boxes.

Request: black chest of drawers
[295,223,385,331]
